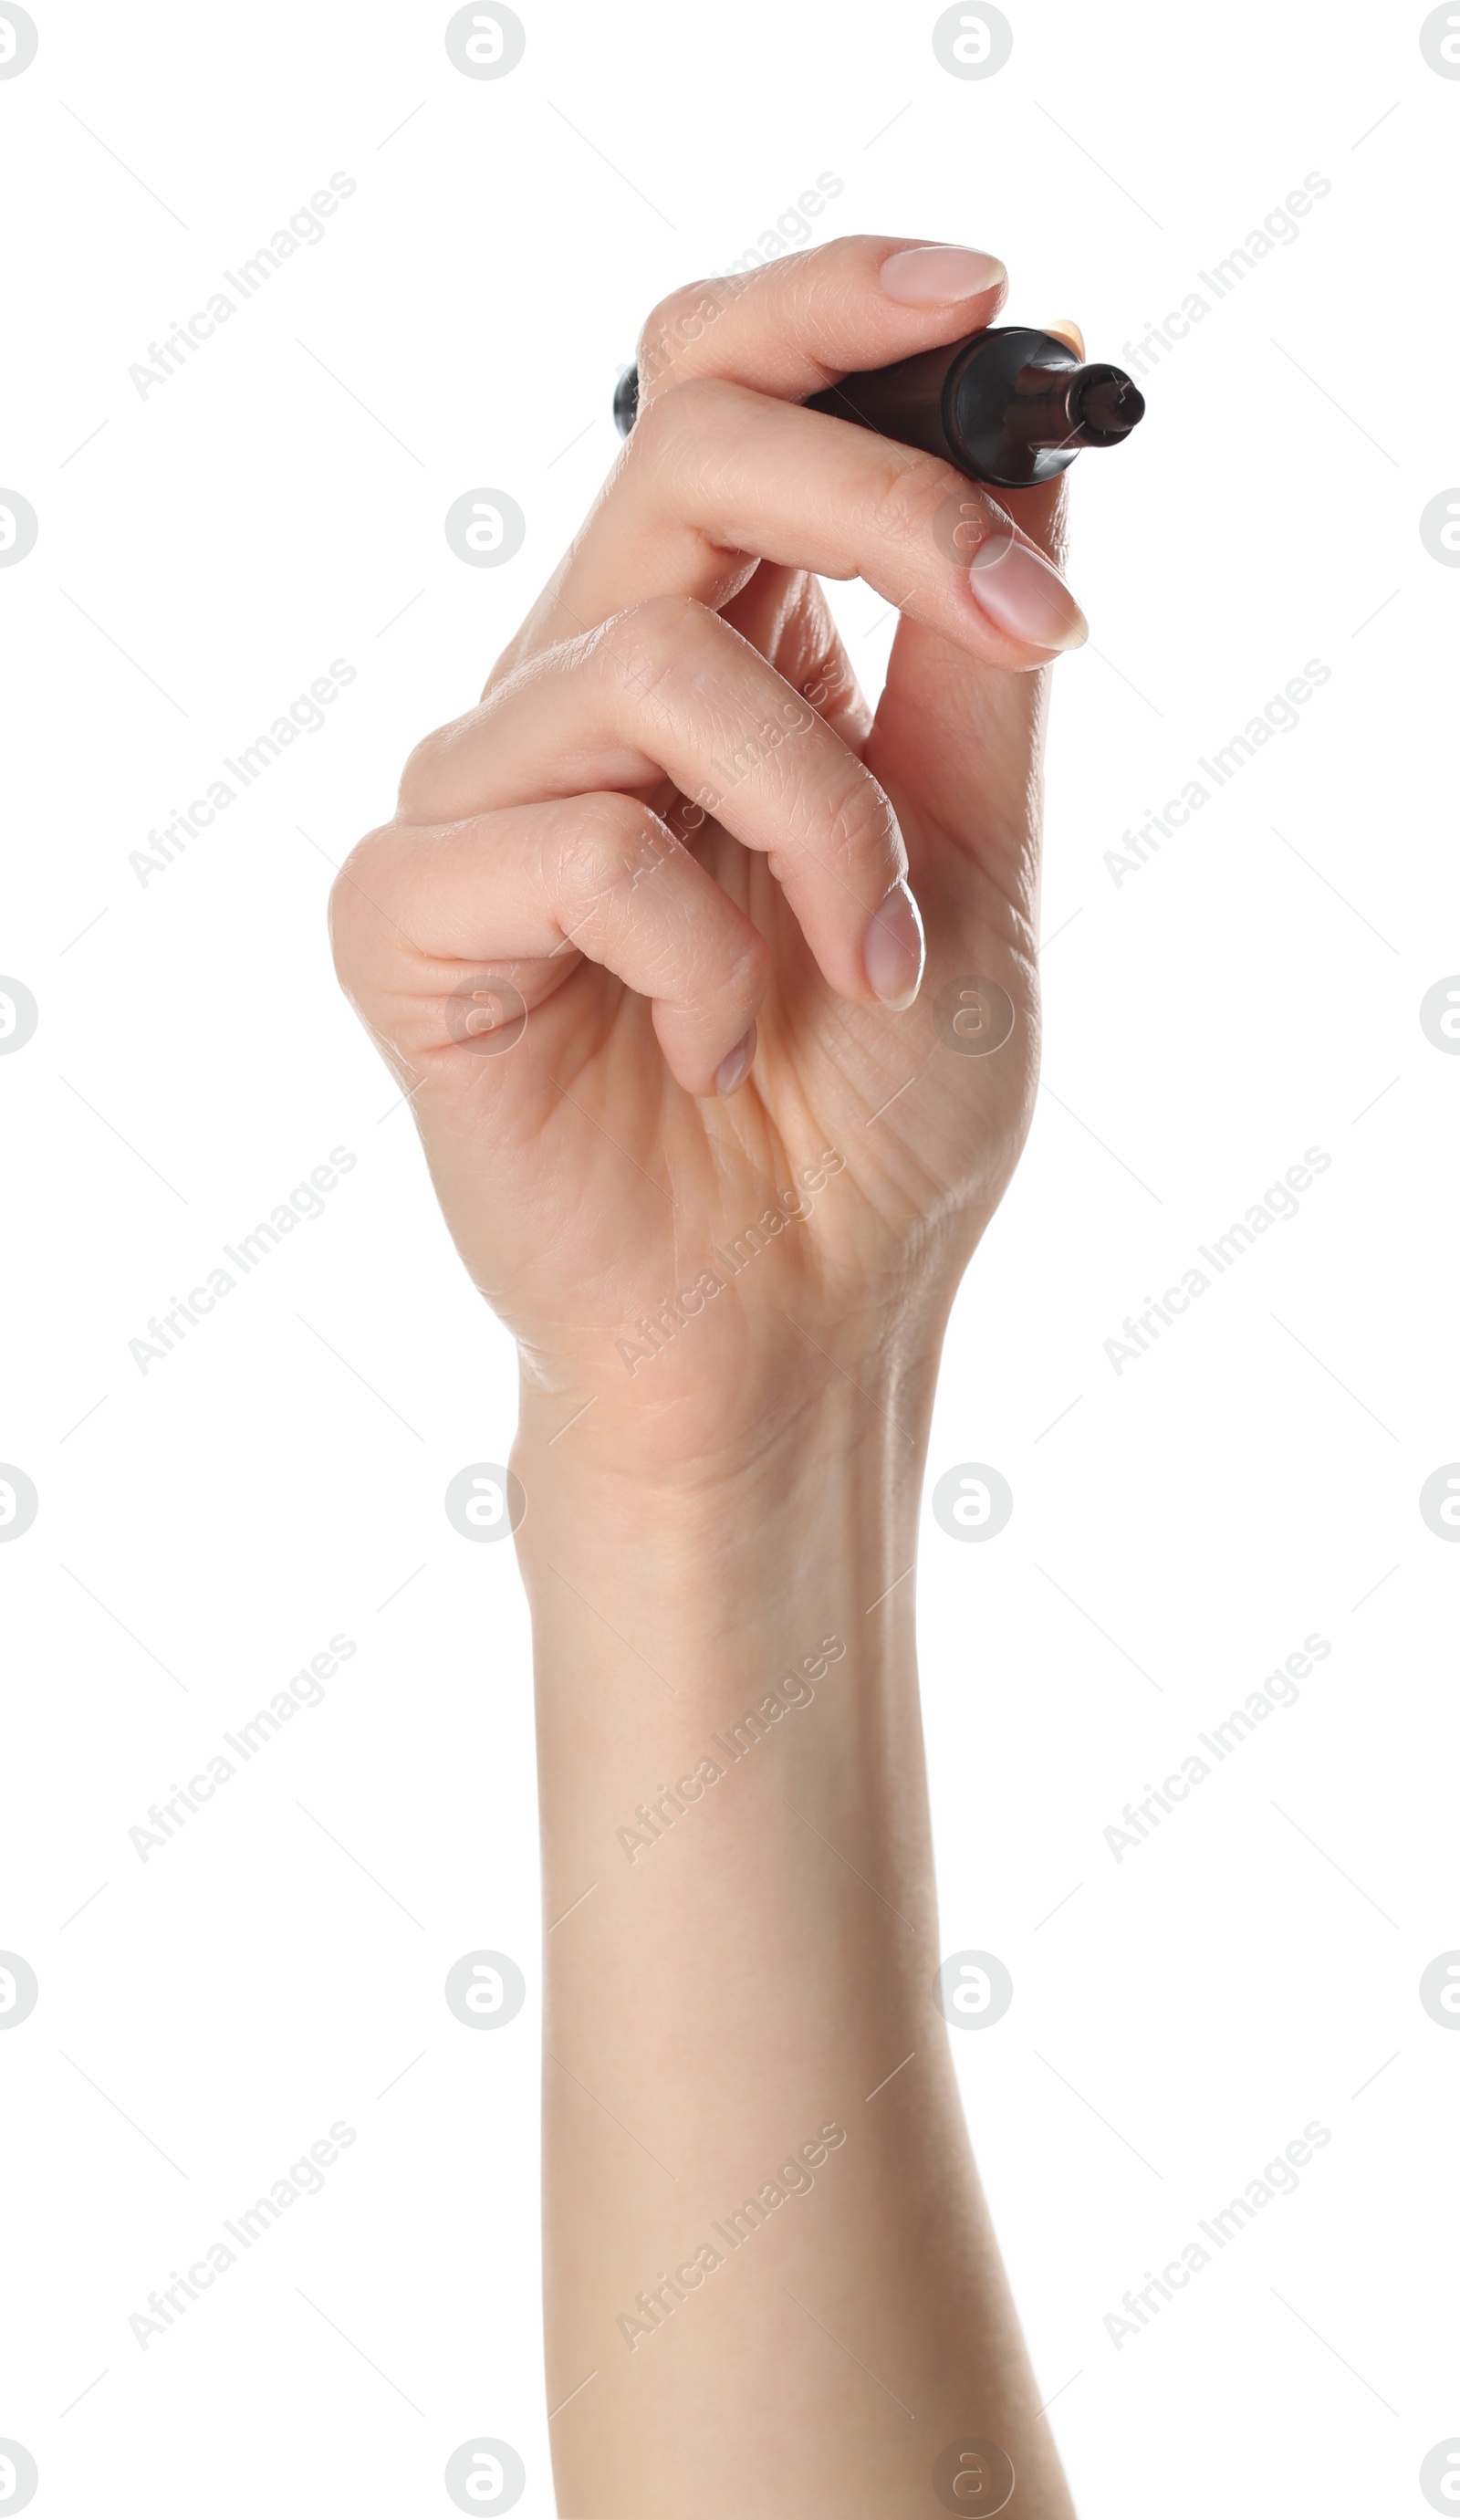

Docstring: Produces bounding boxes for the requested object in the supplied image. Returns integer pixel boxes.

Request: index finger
[633,234,1010,410]
[488,236,1026,688]
[494,246,1088,696]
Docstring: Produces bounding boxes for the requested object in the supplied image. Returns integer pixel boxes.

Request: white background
[2,1,1457,2513]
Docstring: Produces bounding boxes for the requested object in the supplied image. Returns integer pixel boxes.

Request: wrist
[512,1352,933,1585]
[513,1301,944,1506]
[508,1364,939,1720]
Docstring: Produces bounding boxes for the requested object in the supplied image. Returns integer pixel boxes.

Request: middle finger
[399,591,923,1010]
[530,377,1089,674]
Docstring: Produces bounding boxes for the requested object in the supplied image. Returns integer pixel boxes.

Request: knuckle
[562,792,664,902]
[855,447,933,546]
[623,588,712,643]
[327,826,392,967]
[796,635,853,716]
[861,446,983,552]
[625,370,737,460]
[396,715,465,818]
[724,924,772,1005]
[591,591,718,703]
[821,765,902,875]
[635,282,729,392]
[329,823,385,904]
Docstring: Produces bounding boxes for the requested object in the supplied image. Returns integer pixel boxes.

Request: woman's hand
[330,235,1085,1480]
[330,237,1090,2520]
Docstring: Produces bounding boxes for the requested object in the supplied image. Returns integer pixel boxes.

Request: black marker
[613,325,1143,490]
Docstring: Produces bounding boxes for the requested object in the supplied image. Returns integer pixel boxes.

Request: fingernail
[862,879,925,1009]
[715,1023,756,1096]
[966,531,1088,652]
[1047,317,1086,358]
[879,246,1006,305]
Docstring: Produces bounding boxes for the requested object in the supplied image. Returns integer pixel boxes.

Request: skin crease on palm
[329,235,1090,2520]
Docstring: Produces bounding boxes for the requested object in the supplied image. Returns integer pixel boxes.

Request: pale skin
[331,236,1087,2517]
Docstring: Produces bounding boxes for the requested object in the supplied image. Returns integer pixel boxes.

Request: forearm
[515,1373,1075,2519]
[330,220,1087,2520]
